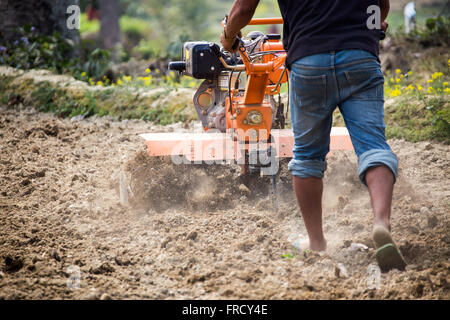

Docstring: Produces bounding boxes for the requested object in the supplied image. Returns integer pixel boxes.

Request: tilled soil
[0,104,449,300]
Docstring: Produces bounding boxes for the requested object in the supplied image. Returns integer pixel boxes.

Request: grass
[0,68,196,123]
[385,94,450,143]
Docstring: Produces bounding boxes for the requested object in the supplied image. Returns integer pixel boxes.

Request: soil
[0,104,449,300]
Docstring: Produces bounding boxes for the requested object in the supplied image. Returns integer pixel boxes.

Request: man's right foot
[372,225,407,272]
[309,238,327,252]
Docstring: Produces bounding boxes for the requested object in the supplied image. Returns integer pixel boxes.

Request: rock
[335,263,349,278]
[160,288,169,295]
[350,243,369,251]
[186,231,198,241]
[114,256,131,266]
[420,207,430,215]
[406,264,419,271]
[20,178,31,187]
[84,291,101,300]
[238,184,251,196]
[100,293,112,300]
[427,215,438,228]
[89,263,115,275]
[3,256,23,273]
[51,250,61,262]
[422,260,432,268]
[31,145,40,154]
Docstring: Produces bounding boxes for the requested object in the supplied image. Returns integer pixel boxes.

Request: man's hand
[381,21,389,32]
[220,0,260,52]
[220,30,241,53]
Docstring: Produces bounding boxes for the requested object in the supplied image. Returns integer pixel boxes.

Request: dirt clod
[90,263,115,275]
[3,256,24,273]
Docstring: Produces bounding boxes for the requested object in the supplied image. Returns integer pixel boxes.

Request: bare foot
[309,238,327,252]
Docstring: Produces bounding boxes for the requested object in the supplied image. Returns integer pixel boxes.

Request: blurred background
[0,0,447,89]
[0,0,448,66]
[0,0,448,140]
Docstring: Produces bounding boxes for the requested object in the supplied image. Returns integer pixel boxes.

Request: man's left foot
[372,225,407,272]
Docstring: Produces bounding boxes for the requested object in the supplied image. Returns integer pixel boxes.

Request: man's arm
[221,0,260,52]
[380,0,390,31]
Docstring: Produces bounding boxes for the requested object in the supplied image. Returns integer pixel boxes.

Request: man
[221,0,407,271]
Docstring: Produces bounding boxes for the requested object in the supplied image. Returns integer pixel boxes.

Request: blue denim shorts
[288,49,398,185]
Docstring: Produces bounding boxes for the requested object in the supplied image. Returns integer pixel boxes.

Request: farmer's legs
[365,166,394,231]
[288,54,336,251]
[336,50,398,233]
[292,177,326,251]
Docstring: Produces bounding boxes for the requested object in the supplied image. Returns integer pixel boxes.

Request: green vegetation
[0,67,196,123]
[385,93,449,143]
[0,26,112,82]
[333,60,449,144]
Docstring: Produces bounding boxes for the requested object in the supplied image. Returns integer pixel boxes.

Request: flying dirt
[0,104,449,300]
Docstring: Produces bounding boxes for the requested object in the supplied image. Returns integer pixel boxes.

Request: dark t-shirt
[277,0,382,68]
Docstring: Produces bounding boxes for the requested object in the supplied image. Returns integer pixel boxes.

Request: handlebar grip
[231,38,240,51]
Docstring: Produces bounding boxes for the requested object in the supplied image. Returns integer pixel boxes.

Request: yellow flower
[407,71,413,76]
[117,79,123,86]
[396,78,401,83]
[390,89,402,97]
[81,72,87,77]
[123,75,132,82]
[443,82,448,87]
[97,81,103,86]
[445,88,450,94]
[428,79,434,84]
[406,85,414,91]
[395,69,401,74]
[390,78,395,83]
[417,85,423,91]
[399,74,404,79]
[427,87,435,94]
[432,72,444,80]
[155,69,160,74]
[145,68,151,74]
